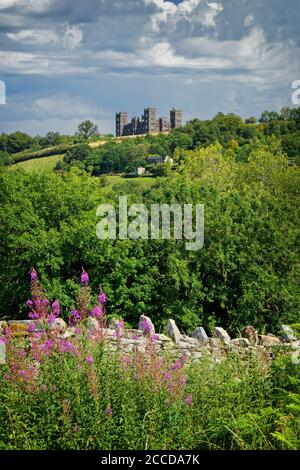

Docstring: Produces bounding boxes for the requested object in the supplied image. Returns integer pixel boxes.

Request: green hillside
[11,154,64,172]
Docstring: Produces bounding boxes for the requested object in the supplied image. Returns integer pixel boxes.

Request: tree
[245,117,257,124]
[76,120,99,140]
[7,132,34,154]
[64,144,91,165]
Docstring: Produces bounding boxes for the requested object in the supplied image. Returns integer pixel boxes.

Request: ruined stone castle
[116,107,182,137]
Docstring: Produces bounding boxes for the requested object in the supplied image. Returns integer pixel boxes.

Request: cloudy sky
[0,0,299,135]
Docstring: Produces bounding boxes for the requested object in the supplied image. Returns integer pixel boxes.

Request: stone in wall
[230,338,250,348]
[191,327,209,345]
[213,327,231,345]
[259,335,282,347]
[281,325,297,342]
[49,318,68,333]
[166,319,181,345]
[241,326,259,345]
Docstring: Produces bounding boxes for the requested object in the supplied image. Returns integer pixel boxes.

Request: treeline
[2,107,300,170]
[57,107,300,174]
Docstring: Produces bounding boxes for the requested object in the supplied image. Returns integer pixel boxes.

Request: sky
[0,0,299,135]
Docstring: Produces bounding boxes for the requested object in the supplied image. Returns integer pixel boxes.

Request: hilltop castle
[116,107,182,137]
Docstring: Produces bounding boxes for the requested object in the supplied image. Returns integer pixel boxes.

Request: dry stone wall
[0,316,299,366]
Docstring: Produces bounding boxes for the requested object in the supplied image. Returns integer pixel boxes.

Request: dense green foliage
[0,134,299,334]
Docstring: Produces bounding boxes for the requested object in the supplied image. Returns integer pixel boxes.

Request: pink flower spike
[85,355,94,364]
[81,269,89,286]
[51,300,60,317]
[30,269,38,282]
[185,395,193,406]
[98,289,106,304]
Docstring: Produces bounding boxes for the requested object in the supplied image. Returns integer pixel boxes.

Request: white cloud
[7,29,59,45]
[0,0,52,12]
[63,26,83,50]
[244,14,254,27]
[7,25,83,48]
[146,0,222,32]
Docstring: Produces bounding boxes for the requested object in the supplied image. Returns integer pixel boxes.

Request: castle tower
[143,107,157,133]
[170,108,182,129]
[116,112,128,137]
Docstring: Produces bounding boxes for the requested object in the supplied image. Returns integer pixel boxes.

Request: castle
[116,107,182,137]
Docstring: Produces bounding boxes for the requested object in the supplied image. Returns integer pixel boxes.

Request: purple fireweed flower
[165,372,172,381]
[26,299,33,308]
[179,377,186,386]
[46,313,56,325]
[85,355,94,364]
[69,309,80,326]
[28,322,36,333]
[185,395,193,406]
[29,312,40,320]
[51,300,60,317]
[58,339,77,354]
[90,305,103,319]
[113,319,124,339]
[39,339,54,353]
[81,269,89,286]
[150,334,158,343]
[171,360,182,371]
[98,290,106,304]
[30,269,38,282]
[132,333,140,341]
[140,318,152,333]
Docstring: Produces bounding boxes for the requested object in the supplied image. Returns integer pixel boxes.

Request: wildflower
[171,360,182,371]
[28,322,36,333]
[57,339,77,355]
[179,377,186,386]
[85,355,94,364]
[51,300,60,317]
[141,318,152,334]
[81,269,89,286]
[185,395,193,406]
[98,289,106,304]
[46,313,56,325]
[132,333,140,341]
[104,406,112,416]
[69,309,80,326]
[90,305,103,319]
[113,319,124,339]
[29,312,40,320]
[30,269,38,282]
[150,334,158,343]
[26,300,33,308]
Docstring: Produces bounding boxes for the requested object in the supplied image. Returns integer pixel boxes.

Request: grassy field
[100,175,157,193]
[11,154,63,172]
